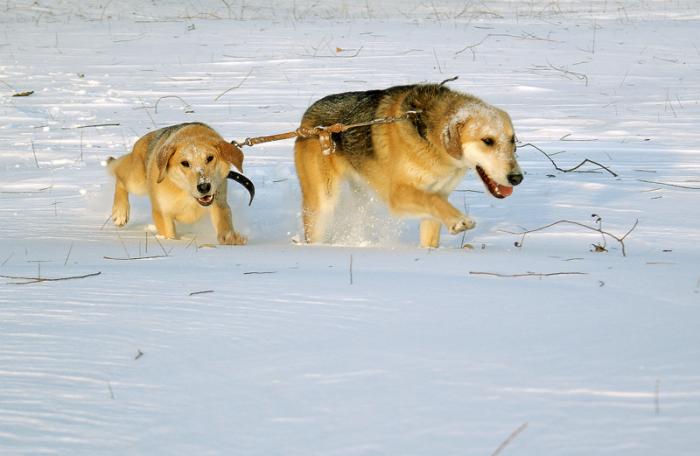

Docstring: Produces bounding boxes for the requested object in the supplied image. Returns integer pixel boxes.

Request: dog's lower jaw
[197,194,214,206]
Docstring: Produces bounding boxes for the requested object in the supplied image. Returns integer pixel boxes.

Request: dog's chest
[159,190,206,223]
[412,165,467,194]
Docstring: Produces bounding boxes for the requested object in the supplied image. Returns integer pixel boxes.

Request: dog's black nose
[197,182,211,194]
[507,173,523,186]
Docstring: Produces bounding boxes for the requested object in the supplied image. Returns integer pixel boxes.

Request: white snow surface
[1,1,700,455]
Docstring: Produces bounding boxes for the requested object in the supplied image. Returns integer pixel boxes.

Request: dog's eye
[206,155,214,163]
[181,160,190,168]
[482,138,495,146]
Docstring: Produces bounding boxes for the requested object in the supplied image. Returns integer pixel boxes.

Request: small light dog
[294,83,523,248]
[107,122,251,245]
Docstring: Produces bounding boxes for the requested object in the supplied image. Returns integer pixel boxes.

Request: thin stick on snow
[103,255,167,261]
[79,130,84,162]
[638,179,700,190]
[116,231,131,259]
[1,271,102,285]
[151,232,170,257]
[99,214,112,230]
[501,218,638,257]
[31,140,39,168]
[349,254,354,285]
[154,95,193,114]
[432,48,443,73]
[470,271,587,278]
[138,97,157,128]
[519,142,618,177]
[214,67,254,101]
[189,290,214,296]
[491,422,528,456]
[655,380,661,415]
[74,123,121,129]
[1,252,14,267]
[63,242,74,266]
[107,381,115,400]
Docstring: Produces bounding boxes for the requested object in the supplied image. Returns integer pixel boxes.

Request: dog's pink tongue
[498,184,513,197]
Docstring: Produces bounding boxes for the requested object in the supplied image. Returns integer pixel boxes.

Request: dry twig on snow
[491,422,529,456]
[502,217,639,257]
[1,271,102,285]
[470,271,587,278]
[519,142,618,177]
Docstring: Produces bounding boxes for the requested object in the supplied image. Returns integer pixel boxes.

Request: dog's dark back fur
[301,84,469,168]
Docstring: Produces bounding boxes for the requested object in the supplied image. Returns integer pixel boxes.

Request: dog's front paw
[448,216,476,234]
[111,204,130,227]
[218,230,247,246]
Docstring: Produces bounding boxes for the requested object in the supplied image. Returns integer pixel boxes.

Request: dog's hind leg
[107,156,133,227]
[419,219,442,248]
[294,137,342,243]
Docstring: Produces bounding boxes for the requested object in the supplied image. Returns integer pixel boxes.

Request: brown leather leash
[230,110,421,155]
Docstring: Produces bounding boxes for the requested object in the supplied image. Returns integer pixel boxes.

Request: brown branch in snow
[64,242,74,266]
[103,255,167,261]
[189,290,214,296]
[519,142,618,177]
[0,185,52,194]
[1,271,102,285]
[638,179,700,190]
[470,271,587,278]
[214,67,254,102]
[154,95,194,114]
[31,140,39,168]
[530,61,589,86]
[491,422,529,456]
[501,218,639,257]
[70,123,121,129]
[138,96,157,128]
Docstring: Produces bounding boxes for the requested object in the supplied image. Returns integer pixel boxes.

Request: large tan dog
[294,83,523,248]
[107,122,248,245]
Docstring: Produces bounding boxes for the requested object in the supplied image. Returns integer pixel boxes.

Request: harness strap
[231,110,421,155]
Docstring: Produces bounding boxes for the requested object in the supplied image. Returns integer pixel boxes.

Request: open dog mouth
[196,194,214,206]
[476,166,513,199]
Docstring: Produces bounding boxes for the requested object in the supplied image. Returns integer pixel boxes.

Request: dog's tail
[105,156,117,175]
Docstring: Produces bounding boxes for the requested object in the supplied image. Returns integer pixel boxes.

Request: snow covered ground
[1,1,699,454]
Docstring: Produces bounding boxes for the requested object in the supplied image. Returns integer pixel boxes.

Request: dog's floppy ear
[218,141,244,172]
[155,143,178,183]
[444,119,467,160]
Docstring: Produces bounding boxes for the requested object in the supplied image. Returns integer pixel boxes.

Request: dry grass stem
[520,142,618,177]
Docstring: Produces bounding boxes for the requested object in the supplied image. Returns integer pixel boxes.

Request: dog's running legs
[211,188,246,245]
[295,137,342,243]
[111,180,130,226]
[390,184,476,238]
[152,208,176,239]
[420,219,442,248]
